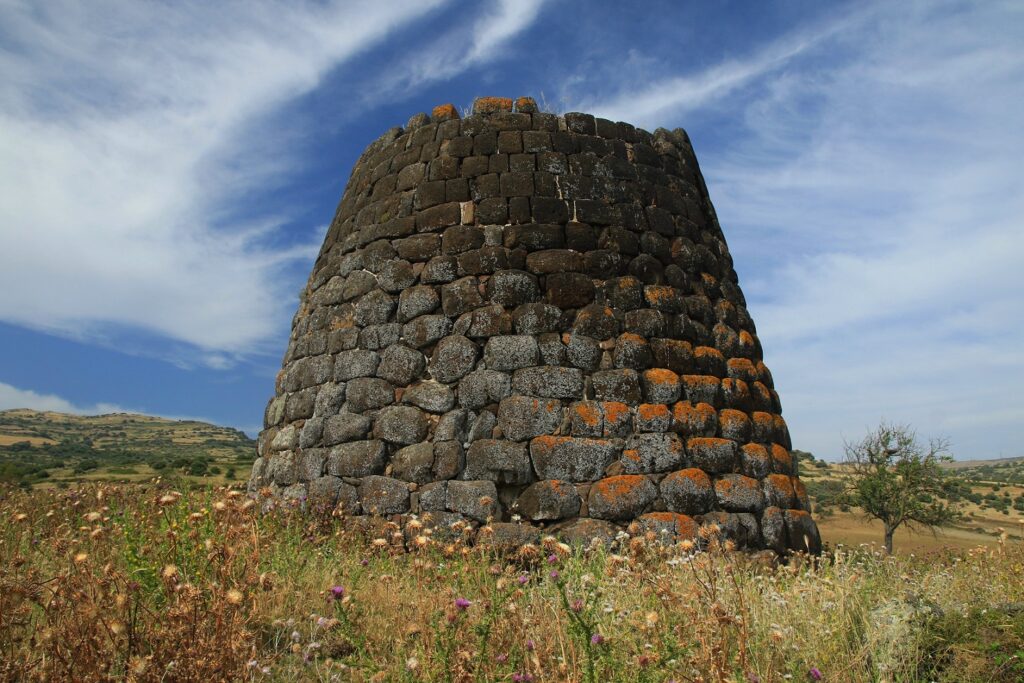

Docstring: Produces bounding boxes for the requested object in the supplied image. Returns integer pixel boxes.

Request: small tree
[842,421,960,554]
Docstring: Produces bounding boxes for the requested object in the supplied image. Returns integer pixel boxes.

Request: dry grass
[1,483,1022,683]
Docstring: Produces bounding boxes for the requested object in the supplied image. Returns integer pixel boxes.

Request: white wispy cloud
[0,0,451,364]
[583,1,1024,459]
[368,0,551,106]
[0,381,125,416]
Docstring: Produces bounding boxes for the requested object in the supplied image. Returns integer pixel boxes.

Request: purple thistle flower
[495,653,508,663]
[570,598,584,613]
[549,569,559,580]
[590,633,604,645]
[525,639,535,651]
[518,574,529,585]
[455,597,471,611]
[547,553,558,564]
[329,585,345,600]
[512,674,534,682]
[809,668,822,681]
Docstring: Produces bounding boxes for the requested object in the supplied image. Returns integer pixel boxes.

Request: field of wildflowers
[1,483,1021,682]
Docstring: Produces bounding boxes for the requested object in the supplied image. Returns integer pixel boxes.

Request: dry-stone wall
[249,96,821,555]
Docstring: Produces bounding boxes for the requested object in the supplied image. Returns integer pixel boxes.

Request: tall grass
[1,483,1021,682]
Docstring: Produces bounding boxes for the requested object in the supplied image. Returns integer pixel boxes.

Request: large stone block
[497,396,563,441]
[463,439,533,485]
[660,468,715,515]
[374,405,429,444]
[530,435,621,481]
[515,480,582,521]
[588,475,657,521]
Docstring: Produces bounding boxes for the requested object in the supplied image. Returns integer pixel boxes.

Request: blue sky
[1,0,1022,460]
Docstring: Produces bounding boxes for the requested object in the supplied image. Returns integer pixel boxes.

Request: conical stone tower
[249,96,821,555]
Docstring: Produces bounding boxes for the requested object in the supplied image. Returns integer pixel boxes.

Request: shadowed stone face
[249,96,820,555]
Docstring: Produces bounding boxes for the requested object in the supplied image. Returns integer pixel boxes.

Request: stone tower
[249,97,821,555]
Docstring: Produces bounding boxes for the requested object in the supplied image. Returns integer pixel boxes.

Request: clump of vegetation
[842,422,961,553]
[1,483,1022,682]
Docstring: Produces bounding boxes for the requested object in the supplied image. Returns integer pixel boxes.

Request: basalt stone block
[323,412,373,445]
[554,517,620,546]
[447,480,500,522]
[327,440,387,477]
[391,442,436,484]
[621,432,685,473]
[463,439,533,485]
[402,381,455,413]
[345,377,394,413]
[590,369,642,403]
[377,345,427,386]
[374,405,429,444]
[588,475,657,521]
[484,335,540,371]
[497,396,563,441]
[512,366,584,399]
[635,512,699,541]
[252,101,817,555]
[714,474,764,512]
[429,335,479,383]
[359,475,410,515]
[515,479,582,521]
[660,468,715,515]
[530,435,620,482]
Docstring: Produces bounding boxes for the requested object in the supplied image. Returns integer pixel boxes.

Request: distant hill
[0,409,255,487]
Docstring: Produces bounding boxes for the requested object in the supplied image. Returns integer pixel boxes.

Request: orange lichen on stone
[431,103,459,121]
[515,96,538,112]
[643,285,675,305]
[622,448,642,464]
[727,357,756,377]
[792,477,809,505]
[742,442,769,459]
[765,473,795,497]
[738,329,755,346]
[593,474,648,499]
[667,467,712,486]
[718,408,749,432]
[602,401,630,426]
[750,381,772,405]
[643,368,679,386]
[619,332,646,345]
[573,402,601,427]
[637,511,698,539]
[751,411,774,431]
[637,403,670,421]
[672,400,717,433]
[473,97,513,114]
[532,435,570,452]
[695,346,724,362]
[770,444,793,473]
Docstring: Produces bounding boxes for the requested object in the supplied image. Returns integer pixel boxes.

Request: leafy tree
[842,421,960,554]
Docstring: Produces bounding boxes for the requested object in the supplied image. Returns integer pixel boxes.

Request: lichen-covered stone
[430,335,479,383]
[376,345,426,386]
[620,433,685,473]
[530,435,620,482]
[483,335,539,371]
[687,437,738,474]
[323,412,373,445]
[590,369,642,403]
[641,368,681,404]
[714,474,765,512]
[374,405,429,444]
[588,475,657,521]
[515,480,582,521]
[447,480,499,522]
[391,442,435,484]
[345,378,394,413]
[660,468,715,515]
[402,381,455,413]
[463,439,533,485]
[359,475,410,515]
[497,396,563,441]
[326,440,387,477]
[784,509,821,554]
[635,512,698,541]
[512,366,584,399]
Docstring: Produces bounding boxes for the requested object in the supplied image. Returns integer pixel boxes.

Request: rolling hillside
[0,409,255,487]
